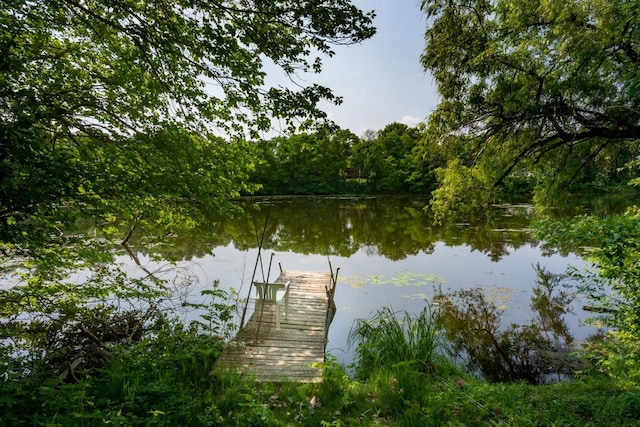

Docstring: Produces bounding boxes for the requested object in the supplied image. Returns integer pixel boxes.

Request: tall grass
[347,306,443,379]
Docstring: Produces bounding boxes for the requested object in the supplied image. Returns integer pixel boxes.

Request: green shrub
[534,211,640,384]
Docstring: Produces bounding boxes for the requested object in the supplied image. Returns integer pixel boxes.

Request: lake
[138,195,628,369]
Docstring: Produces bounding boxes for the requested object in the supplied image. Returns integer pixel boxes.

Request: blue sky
[316,0,440,136]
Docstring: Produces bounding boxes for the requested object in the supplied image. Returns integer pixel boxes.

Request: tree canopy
[0,0,375,261]
[421,0,640,218]
[245,123,435,195]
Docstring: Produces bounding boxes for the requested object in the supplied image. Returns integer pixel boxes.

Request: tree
[420,0,640,218]
[248,128,358,194]
[534,211,640,382]
[373,122,424,192]
[1,0,375,261]
[351,122,426,193]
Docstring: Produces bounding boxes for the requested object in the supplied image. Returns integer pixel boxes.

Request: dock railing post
[240,205,271,331]
[325,259,340,342]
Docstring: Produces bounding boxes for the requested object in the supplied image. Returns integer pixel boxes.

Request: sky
[314,0,440,136]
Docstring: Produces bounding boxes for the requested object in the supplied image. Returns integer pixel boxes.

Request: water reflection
[133,195,632,263]
[146,196,538,262]
[436,264,585,384]
[136,195,628,369]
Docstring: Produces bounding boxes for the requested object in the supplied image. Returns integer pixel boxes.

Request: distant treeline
[246,122,635,196]
[247,122,436,195]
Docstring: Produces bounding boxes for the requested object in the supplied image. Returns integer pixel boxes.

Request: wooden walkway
[214,270,335,382]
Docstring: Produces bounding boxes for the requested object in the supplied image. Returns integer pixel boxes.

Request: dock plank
[214,270,334,383]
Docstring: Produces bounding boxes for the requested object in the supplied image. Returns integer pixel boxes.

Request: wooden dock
[214,270,335,383]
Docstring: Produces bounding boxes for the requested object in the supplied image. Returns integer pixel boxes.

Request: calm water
[143,195,631,367]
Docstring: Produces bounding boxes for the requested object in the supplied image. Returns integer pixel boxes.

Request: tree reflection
[170,196,535,261]
[131,195,629,262]
[435,264,585,384]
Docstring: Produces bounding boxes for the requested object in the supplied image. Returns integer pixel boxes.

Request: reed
[347,306,443,378]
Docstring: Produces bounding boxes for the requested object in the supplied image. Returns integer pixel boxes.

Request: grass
[1,306,639,426]
[347,306,445,379]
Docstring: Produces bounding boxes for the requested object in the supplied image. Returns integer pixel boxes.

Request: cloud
[399,115,424,127]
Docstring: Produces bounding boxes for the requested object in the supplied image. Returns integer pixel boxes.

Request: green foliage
[2,125,256,276]
[421,0,640,218]
[347,306,444,379]
[534,209,640,383]
[0,286,240,425]
[583,333,640,386]
[535,212,640,337]
[351,123,432,194]
[183,281,238,340]
[250,129,357,195]
[430,158,495,223]
[0,262,167,381]
[248,123,436,196]
[0,324,227,426]
[315,355,353,408]
[449,375,640,426]
[96,323,224,421]
[2,307,640,426]
[1,0,376,270]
